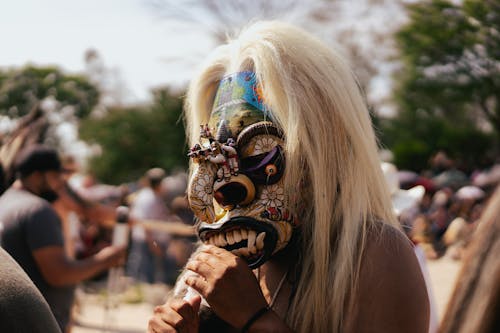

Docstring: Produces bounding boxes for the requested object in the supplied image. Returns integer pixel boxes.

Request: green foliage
[384,0,500,171]
[0,66,99,118]
[379,113,495,171]
[80,88,188,184]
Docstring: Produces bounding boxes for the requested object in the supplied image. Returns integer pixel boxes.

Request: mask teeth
[206,229,267,255]
[248,230,257,254]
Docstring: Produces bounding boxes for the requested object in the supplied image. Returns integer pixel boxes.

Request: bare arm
[32,245,126,287]
[344,225,430,333]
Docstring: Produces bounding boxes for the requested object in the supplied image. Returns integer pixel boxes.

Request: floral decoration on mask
[186,72,294,268]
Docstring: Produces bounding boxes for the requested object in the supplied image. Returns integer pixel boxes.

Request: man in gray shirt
[0,145,126,332]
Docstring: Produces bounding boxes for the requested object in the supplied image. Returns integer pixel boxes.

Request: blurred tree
[84,49,130,107]
[383,0,499,171]
[379,112,494,172]
[0,65,100,175]
[80,88,187,184]
[148,0,333,44]
[147,0,407,110]
[0,65,99,119]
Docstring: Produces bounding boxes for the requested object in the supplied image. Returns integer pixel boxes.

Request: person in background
[162,172,197,278]
[0,145,126,332]
[52,156,125,260]
[381,161,438,333]
[127,167,176,284]
[441,186,487,260]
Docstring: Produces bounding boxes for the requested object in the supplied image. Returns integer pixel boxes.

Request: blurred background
[1,0,499,332]
[1,0,498,180]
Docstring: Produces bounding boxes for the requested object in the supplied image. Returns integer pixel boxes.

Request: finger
[200,245,244,266]
[187,295,202,313]
[154,303,185,329]
[148,315,175,333]
[192,251,221,267]
[199,244,231,257]
[172,299,199,326]
[185,274,209,297]
[186,259,214,277]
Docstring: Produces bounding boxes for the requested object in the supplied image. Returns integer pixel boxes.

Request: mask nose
[213,174,255,210]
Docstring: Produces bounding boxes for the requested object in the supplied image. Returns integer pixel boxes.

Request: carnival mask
[187,71,294,268]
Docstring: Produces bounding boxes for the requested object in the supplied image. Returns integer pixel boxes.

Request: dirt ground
[71,256,463,333]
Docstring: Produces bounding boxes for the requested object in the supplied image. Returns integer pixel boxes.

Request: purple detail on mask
[244,146,280,172]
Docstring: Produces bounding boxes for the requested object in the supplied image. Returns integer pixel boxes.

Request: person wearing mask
[148,21,429,333]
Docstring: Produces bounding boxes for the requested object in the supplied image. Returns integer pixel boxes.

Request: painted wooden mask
[187,71,293,268]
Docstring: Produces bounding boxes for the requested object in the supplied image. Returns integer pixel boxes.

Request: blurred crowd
[0,141,500,330]
[0,144,196,332]
[3,146,499,279]
[57,158,197,285]
[381,150,500,262]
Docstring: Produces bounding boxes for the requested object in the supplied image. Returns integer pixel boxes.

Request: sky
[0,0,409,110]
[0,0,411,163]
[0,0,213,104]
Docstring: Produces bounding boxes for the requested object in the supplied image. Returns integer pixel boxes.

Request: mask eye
[240,146,285,185]
[265,164,277,176]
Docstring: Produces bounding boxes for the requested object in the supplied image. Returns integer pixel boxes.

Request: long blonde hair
[184,21,398,332]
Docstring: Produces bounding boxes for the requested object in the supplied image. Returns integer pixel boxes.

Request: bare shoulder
[344,223,430,333]
[364,223,419,269]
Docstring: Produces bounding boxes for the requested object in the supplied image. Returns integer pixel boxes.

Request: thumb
[187,294,202,313]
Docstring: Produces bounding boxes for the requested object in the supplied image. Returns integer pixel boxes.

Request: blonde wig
[184,21,398,332]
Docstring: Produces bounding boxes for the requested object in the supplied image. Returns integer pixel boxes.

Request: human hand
[184,245,267,329]
[148,296,201,333]
[95,245,127,268]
